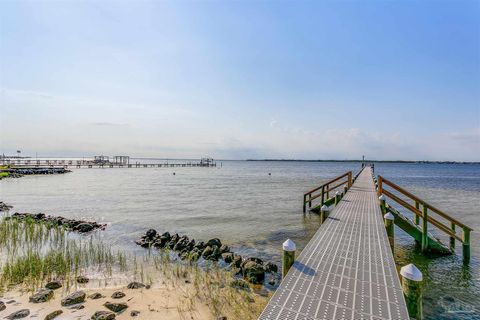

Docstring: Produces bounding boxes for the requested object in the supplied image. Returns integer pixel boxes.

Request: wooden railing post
[415,201,420,226]
[463,228,471,263]
[421,204,428,252]
[348,171,352,188]
[450,222,456,250]
[308,194,312,209]
[321,186,325,206]
[377,176,383,196]
[303,194,306,213]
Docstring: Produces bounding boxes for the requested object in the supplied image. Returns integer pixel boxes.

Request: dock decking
[259,167,409,320]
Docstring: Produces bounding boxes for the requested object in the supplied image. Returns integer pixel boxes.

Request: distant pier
[0,157,217,169]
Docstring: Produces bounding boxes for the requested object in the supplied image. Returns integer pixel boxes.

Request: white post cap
[379,195,386,201]
[384,212,394,220]
[283,239,296,252]
[320,205,329,212]
[335,191,340,195]
[400,263,423,282]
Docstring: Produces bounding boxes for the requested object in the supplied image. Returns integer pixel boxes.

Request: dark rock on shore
[206,238,222,247]
[29,288,53,303]
[0,201,13,211]
[242,260,265,284]
[264,262,278,273]
[76,275,89,284]
[45,310,63,320]
[111,291,125,299]
[10,212,106,233]
[134,229,276,285]
[88,292,104,299]
[221,252,234,263]
[45,280,62,290]
[127,282,145,289]
[4,309,30,319]
[0,301,5,311]
[130,310,140,317]
[104,301,128,313]
[91,311,116,320]
[61,290,86,306]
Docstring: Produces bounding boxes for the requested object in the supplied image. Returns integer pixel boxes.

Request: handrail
[303,171,352,212]
[304,172,351,196]
[377,175,472,260]
[380,177,472,230]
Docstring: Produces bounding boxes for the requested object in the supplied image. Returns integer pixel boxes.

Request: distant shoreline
[246,159,480,164]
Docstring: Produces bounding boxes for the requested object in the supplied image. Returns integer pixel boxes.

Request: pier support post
[320,205,329,223]
[282,239,296,279]
[343,185,348,195]
[335,191,341,206]
[414,201,420,226]
[379,195,386,215]
[463,228,471,264]
[384,212,394,253]
[450,222,455,250]
[421,206,428,253]
[400,264,423,320]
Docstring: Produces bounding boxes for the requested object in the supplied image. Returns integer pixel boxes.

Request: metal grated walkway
[259,167,409,320]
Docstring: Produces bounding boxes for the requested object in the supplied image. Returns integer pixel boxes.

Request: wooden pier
[0,158,217,169]
[260,165,473,319]
[260,167,410,319]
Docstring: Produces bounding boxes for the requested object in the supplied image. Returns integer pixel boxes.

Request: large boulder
[194,241,206,251]
[242,257,263,267]
[145,229,157,240]
[219,244,230,254]
[230,255,243,268]
[242,261,265,284]
[206,238,222,247]
[61,290,86,306]
[202,246,213,258]
[264,262,278,273]
[29,288,53,303]
[221,252,234,263]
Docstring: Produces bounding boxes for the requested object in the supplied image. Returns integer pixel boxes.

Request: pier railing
[303,171,352,213]
[377,176,473,259]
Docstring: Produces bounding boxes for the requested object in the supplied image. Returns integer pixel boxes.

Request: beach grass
[0,214,268,319]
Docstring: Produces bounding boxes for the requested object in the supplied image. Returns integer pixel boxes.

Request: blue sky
[0,0,479,161]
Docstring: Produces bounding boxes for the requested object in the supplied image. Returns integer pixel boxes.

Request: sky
[0,0,479,161]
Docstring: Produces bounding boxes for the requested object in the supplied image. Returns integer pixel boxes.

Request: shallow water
[1,160,479,319]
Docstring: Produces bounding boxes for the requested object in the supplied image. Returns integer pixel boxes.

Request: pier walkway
[259,167,409,320]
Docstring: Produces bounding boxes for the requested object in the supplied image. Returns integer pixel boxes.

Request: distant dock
[0,157,217,169]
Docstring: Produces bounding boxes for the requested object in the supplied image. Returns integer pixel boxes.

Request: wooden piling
[334,191,341,206]
[400,264,423,320]
[421,205,428,252]
[282,239,296,279]
[414,201,420,226]
[463,228,471,263]
[379,195,386,215]
[450,222,456,250]
[384,212,394,253]
[320,205,329,224]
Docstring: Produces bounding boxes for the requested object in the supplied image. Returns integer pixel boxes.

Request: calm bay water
[1,160,479,319]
